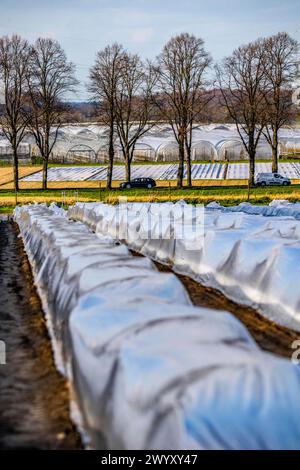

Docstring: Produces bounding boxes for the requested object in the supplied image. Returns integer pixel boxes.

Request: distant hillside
[63,101,98,122]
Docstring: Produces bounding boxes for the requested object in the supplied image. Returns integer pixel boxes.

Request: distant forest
[66,89,300,125]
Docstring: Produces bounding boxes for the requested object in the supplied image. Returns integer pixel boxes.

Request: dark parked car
[120,177,156,189]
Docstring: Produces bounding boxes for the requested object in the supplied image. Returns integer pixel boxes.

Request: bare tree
[26,38,77,189]
[89,44,124,189]
[261,32,298,173]
[156,33,211,187]
[217,39,267,186]
[184,89,214,181]
[115,52,157,182]
[0,35,31,191]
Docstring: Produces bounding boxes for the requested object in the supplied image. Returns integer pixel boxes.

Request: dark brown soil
[172,270,298,358]
[130,250,298,358]
[0,219,81,449]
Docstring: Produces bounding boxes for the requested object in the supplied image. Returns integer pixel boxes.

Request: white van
[254,173,291,186]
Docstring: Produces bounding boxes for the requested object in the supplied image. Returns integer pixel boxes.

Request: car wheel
[261,182,266,186]
[282,181,288,186]
[147,183,152,189]
[126,184,131,189]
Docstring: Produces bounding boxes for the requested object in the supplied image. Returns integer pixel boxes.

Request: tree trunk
[185,125,193,187]
[248,148,256,187]
[42,158,48,190]
[186,144,192,187]
[107,121,114,190]
[177,138,184,188]
[272,128,278,173]
[247,132,256,187]
[12,141,19,192]
[124,149,131,182]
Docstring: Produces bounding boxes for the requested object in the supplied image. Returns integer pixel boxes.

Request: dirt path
[0,219,81,449]
[157,262,298,358]
[130,250,298,358]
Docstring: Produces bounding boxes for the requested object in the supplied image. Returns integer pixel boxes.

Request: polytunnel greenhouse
[18,123,300,163]
[0,141,31,162]
[132,142,156,162]
[191,140,218,161]
[66,144,97,163]
[96,145,127,163]
[280,138,300,156]
[215,139,271,160]
[216,139,248,161]
[75,128,99,140]
[96,142,156,163]
[156,141,179,161]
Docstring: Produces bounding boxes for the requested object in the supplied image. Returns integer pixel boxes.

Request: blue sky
[0,0,299,99]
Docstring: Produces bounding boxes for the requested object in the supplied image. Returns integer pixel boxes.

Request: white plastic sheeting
[21,163,227,182]
[21,162,300,182]
[227,162,300,179]
[21,166,106,182]
[68,202,300,332]
[23,123,300,162]
[14,204,300,449]
[207,200,300,220]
